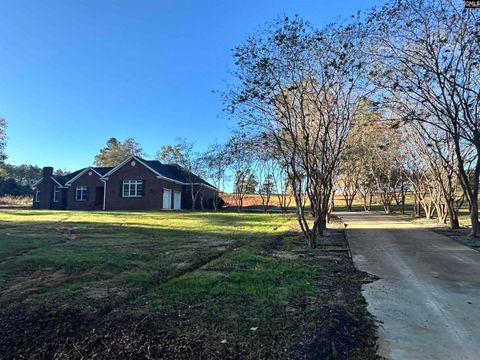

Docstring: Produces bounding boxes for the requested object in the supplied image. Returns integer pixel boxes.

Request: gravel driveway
[340,212,480,360]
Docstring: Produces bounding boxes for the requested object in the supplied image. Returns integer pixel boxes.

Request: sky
[0,0,386,171]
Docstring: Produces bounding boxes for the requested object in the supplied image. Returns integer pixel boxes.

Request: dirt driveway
[339,212,480,360]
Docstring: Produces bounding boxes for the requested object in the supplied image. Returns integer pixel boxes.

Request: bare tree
[201,142,231,211]
[402,136,436,219]
[368,0,480,236]
[338,160,360,211]
[226,134,257,211]
[408,122,468,228]
[227,18,368,248]
[271,159,293,213]
[257,167,274,212]
[157,139,205,210]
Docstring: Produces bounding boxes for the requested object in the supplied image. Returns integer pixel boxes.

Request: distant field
[0,209,376,359]
[224,193,478,228]
[221,192,416,211]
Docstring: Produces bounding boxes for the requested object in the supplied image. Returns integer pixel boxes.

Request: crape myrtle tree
[227,17,369,248]
[340,100,403,214]
[367,0,480,237]
[226,133,258,210]
[338,100,380,211]
[157,139,206,210]
[404,121,469,228]
[338,155,360,212]
[271,158,293,213]
[369,120,402,214]
[401,127,438,219]
[201,142,231,211]
[252,136,277,212]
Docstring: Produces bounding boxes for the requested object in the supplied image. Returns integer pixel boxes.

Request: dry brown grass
[221,193,375,208]
[0,195,32,206]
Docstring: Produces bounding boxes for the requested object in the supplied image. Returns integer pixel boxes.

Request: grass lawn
[0,209,377,359]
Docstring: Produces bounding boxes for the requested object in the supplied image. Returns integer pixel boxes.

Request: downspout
[102,178,107,211]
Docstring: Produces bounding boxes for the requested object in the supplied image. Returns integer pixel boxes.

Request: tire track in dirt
[0,217,80,305]
[56,217,77,241]
[0,218,76,267]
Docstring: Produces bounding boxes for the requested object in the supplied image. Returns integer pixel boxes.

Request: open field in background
[0,209,376,359]
[222,193,478,229]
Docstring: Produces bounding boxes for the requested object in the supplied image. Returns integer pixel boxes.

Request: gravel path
[340,212,480,360]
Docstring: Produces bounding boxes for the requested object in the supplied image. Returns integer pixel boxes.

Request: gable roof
[33,157,216,190]
[52,168,85,186]
[63,166,113,186]
[102,156,216,189]
[34,166,114,188]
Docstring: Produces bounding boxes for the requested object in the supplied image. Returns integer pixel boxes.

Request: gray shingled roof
[48,160,214,189]
[52,166,113,186]
[141,159,215,188]
[92,167,113,176]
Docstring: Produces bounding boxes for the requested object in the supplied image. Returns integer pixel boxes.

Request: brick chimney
[42,166,53,179]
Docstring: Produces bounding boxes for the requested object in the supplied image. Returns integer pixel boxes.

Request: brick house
[32,156,217,211]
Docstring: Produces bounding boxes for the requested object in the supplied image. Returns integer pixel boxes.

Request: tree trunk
[331,190,336,212]
[414,197,422,217]
[347,199,352,211]
[383,198,390,214]
[446,201,460,230]
[469,200,480,238]
[400,186,405,215]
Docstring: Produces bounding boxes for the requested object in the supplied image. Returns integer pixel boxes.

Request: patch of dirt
[0,269,72,305]
[272,251,301,260]
[0,302,239,360]
[295,305,378,360]
[56,218,77,241]
[83,284,130,301]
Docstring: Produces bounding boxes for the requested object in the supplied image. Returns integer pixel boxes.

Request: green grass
[0,209,376,358]
[0,210,293,298]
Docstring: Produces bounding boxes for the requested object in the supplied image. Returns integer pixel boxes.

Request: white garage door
[174,191,181,210]
[163,189,172,209]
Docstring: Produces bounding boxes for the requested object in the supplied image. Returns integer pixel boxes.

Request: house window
[53,186,60,202]
[35,190,40,202]
[76,186,88,201]
[122,180,143,197]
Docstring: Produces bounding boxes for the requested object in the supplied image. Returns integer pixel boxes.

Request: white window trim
[35,190,41,202]
[76,186,88,201]
[53,186,60,203]
[122,180,143,198]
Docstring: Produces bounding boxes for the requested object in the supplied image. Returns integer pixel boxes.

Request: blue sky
[0,0,385,170]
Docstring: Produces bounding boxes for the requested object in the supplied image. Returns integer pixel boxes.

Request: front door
[95,186,104,208]
[163,189,172,209]
[174,191,181,210]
